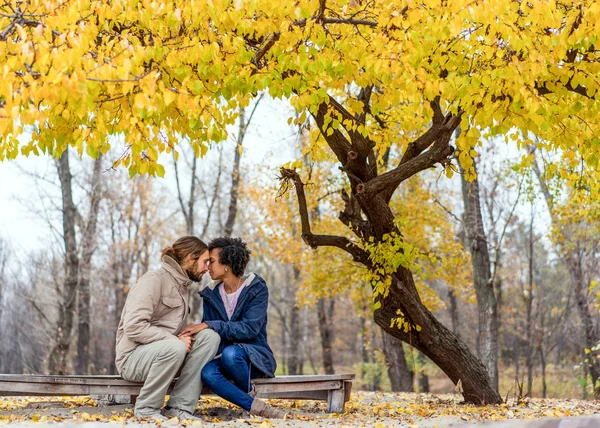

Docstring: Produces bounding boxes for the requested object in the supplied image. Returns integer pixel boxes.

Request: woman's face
[208,248,228,280]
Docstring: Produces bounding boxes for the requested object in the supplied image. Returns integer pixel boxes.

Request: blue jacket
[200,273,276,377]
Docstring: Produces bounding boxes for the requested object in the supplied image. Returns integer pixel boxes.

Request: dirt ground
[1,391,600,427]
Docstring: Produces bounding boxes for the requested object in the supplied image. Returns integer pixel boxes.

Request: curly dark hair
[208,237,251,277]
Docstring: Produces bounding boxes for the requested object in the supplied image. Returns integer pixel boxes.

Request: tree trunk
[525,209,535,397]
[539,311,547,398]
[317,297,335,374]
[373,269,501,404]
[533,157,600,397]
[381,330,414,391]
[49,150,79,375]
[76,156,103,375]
[416,353,430,393]
[224,108,245,237]
[287,299,303,374]
[460,161,499,391]
[569,257,600,397]
[447,288,459,335]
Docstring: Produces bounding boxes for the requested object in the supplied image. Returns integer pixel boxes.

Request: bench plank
[0,374,354,413]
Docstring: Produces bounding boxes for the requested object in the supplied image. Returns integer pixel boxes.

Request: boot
[249,398,287,419]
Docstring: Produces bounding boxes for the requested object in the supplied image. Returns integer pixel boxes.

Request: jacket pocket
[162,297,183,308]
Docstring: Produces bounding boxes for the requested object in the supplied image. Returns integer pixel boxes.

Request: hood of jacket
[161,255,198,290]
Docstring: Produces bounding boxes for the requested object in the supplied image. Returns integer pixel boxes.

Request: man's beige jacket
[115,255,200,373]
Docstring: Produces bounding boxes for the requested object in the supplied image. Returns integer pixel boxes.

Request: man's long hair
[161,236,207,264]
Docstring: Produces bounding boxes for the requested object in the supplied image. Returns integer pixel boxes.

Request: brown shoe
[249,398,287,419]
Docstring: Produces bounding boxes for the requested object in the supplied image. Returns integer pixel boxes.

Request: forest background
[1,94,597,401]
[0,0,599,412]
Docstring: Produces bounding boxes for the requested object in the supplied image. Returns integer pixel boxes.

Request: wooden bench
[0,374,354,413]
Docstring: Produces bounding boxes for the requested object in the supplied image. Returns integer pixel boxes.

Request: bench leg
[326,387,345,413]
[343,380,352,404]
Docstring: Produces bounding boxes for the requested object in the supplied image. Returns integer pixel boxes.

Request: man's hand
[178,332,195,352]
[180,322,209,336]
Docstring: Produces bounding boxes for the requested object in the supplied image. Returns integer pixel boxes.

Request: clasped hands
[177,322,209,352]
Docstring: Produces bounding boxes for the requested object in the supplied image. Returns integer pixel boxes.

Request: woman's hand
[181,322,209,336]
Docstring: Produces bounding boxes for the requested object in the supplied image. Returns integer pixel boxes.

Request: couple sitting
[115,236,284,420]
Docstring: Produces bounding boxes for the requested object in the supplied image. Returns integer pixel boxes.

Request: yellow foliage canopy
[1,0,599,178]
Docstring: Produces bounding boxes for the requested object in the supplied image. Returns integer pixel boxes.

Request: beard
[186,269,204,282]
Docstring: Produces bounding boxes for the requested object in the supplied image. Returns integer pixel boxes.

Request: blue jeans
[201,345,259,411]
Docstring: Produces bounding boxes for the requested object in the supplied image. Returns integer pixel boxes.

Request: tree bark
[381,330,414,391]
[49,149,79,374]
[460,160,499,391]
[447,288,459,335]
[224,108,245,237]
[287,267,304,375]
[317,297,335,374]
[416,353,430,393]
[525,209,535,396]
[76,156,103,374]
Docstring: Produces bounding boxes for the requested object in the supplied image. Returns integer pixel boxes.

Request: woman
[180,237,285,418]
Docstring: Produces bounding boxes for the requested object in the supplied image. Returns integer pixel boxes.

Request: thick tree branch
[534,80,597,100]
[312,101,352,165]
[364,114,460,201]
[399,97,446,165]
[279,168,371,266]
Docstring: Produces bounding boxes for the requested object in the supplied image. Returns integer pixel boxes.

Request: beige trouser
[121,330,220,414]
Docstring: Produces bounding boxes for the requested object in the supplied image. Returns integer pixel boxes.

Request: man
[115,236,220,420]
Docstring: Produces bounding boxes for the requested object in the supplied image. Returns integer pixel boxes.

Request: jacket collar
[161,255,195,289]
[201,272,261,320]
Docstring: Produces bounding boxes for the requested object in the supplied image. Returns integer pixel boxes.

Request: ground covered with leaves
[1,392,599,427]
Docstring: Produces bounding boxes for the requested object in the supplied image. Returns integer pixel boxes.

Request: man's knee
[193,329,220,349]
[158,339,188,362]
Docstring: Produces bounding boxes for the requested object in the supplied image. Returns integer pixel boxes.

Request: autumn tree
[2,0,600,403]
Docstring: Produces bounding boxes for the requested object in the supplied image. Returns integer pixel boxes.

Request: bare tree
[460,158,499,391]
[224,96,264,237]
[48,149,80,374]
[533,152,600,398]
[76,156,103,374]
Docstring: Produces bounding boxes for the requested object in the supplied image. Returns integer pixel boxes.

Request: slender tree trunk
[381,330,414,391]
[280,311,287,375]
[570,258,600,397]
[76,156,103,374]
[460,160,499,391]
[533,156,600,397]
[525,209,535,397]
[514,336,520,378]
[317,297,335,374]
[416,353,430,393]
[539,311,547,398]
[447,288,459,335]
[49,150,79,374]
[224,109,245,237]
[287,267,304,375]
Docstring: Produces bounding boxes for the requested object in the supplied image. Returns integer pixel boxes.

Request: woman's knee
[221,345,247,369]
[201,361,220,385]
